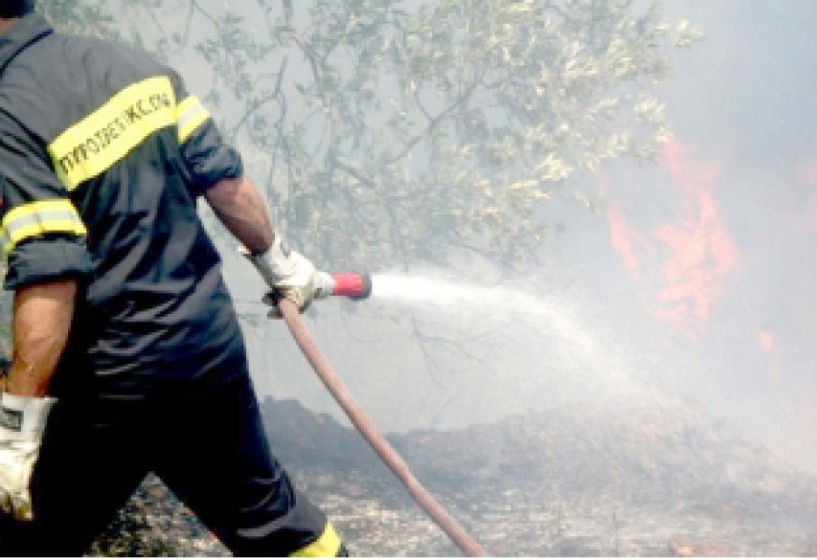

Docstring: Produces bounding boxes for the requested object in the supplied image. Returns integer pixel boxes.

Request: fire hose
[277,272,487,557]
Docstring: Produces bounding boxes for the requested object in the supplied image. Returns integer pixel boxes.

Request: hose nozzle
[316,271,372,300]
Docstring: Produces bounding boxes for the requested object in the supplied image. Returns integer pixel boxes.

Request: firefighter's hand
[0,393,56,521]
[242,236,319,316]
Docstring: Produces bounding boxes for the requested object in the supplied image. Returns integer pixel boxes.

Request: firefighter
[0,0,347,555]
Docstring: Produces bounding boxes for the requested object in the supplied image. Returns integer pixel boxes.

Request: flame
[758,330,776,354]
[606,207,645,278]
[758,329,782,381]
[600,174,653,281]
[603,139,740,334]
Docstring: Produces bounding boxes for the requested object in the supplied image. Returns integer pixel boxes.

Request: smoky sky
[559,0,817,471]
[120,0,817,472]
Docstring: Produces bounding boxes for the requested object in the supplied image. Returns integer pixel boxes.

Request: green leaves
[37,0,699,271]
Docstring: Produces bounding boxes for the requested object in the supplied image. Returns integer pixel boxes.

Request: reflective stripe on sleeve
[176,95,211,144]
[47,76,177,191]
[289,523,342,557]
[0,199,87,253]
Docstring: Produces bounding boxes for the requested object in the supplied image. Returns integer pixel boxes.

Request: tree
[36,0,701,272]
[0,0,702,380]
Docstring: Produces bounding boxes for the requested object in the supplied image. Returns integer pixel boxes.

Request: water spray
[276,270,487,557]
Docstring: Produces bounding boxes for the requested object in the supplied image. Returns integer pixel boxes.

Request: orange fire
[606,206,646,278]
[758,330,776,354]
[604,139,740,334]
[758,329,782,381]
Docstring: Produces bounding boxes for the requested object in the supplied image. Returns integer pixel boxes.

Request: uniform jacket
[0,13,246,397]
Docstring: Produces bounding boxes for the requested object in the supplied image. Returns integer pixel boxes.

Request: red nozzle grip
[331,272,372,300]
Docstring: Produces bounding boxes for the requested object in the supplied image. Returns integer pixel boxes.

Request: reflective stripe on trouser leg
[148,371,344,556]
[290,522,342,557]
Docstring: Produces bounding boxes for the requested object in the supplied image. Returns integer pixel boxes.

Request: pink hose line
[279,300,487,557]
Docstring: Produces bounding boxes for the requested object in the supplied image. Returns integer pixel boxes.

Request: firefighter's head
[0,0,34,18]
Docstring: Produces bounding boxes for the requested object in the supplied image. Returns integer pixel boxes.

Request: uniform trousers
[0,367,343,557]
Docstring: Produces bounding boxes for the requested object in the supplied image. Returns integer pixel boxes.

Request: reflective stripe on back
[47,76,177,191]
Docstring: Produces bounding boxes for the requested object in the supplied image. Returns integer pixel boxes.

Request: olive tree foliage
[37,0,701,273]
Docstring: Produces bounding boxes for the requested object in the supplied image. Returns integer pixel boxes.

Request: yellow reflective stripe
[176,95,211,143]
[290,523,342,557]
[0,200,87,253]
[48,76,177,191]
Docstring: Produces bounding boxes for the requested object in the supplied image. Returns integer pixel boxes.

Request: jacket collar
[0,13,53,75]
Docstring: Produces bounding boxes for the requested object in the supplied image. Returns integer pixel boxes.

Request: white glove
[0,393,56,521]
[243,235,322,316]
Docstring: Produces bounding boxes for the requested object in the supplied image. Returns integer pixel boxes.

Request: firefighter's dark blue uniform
[0,11,343,556]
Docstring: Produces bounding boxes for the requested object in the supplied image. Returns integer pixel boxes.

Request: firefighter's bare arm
[0,277,75,520]
[205,175,319,313]
[6,278,76,397]
[204,175,274,254]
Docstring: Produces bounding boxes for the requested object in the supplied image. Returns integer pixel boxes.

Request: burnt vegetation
[90,391,817,556]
